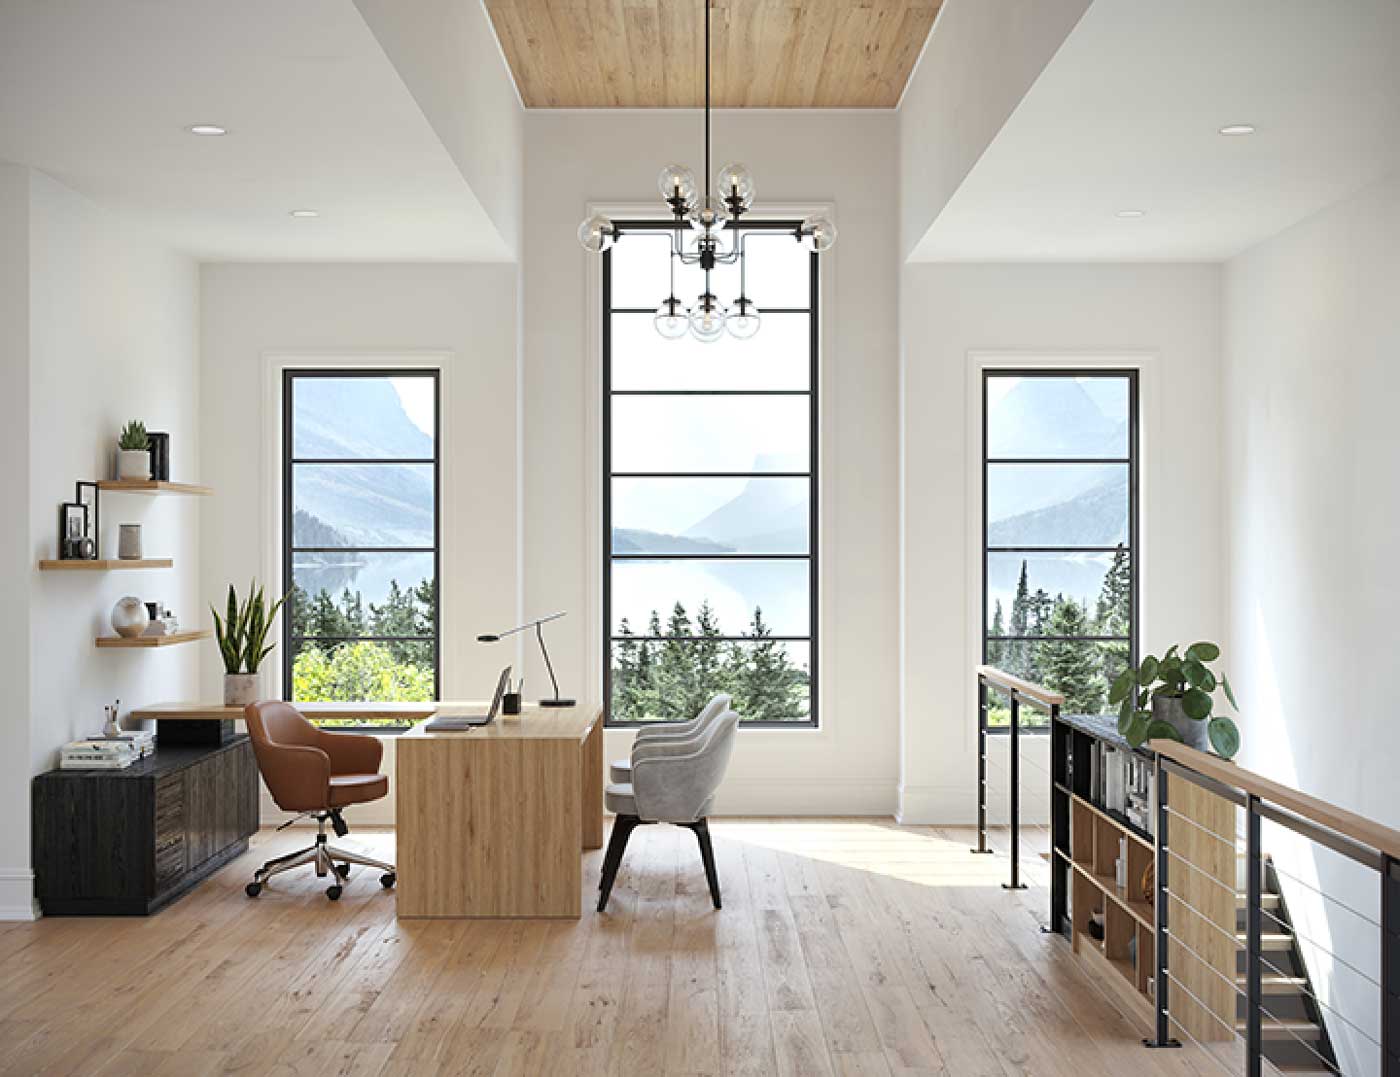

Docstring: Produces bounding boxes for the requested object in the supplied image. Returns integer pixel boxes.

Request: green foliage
[292,641,433,707]
[118,420,149,451]
[210,579,288,674]
[985,544,1130,727]
[611,602,809,723]
[1110,640,1241,759]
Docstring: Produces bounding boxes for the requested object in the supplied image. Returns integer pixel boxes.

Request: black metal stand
[1003,694,1027,890]
[1144,755,1181,1048]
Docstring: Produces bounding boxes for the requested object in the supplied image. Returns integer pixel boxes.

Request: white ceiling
[0,0,511,261]
[914,0,1400,262]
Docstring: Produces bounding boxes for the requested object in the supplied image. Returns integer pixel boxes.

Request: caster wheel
[336,863,351,879]
[245,882,262,898]
[380,873,396,889]
[326,884,343,901]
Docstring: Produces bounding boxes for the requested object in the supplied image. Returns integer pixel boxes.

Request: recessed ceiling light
[186,124,227,136]
[289,209,319,219]
[1116,209,1146,219]
[1219,124,1256,136]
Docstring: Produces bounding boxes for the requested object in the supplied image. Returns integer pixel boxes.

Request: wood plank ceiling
[483,1,943,109]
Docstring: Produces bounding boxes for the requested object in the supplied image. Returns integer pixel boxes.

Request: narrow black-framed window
[982,369,1138,726]
[282,369,441,725]
[603,220,818,727]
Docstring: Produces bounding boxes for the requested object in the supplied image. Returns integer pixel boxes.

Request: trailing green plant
[211,580,289,674]
[118,420,149,451]
[1109,641,1241,759]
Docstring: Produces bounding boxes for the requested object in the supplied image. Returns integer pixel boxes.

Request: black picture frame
[58,502,88,560]
[75,481,100,558]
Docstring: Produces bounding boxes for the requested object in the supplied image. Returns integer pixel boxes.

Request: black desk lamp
[477,611,575,708]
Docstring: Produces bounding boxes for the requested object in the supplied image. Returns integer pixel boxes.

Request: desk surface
[403,704,598,742]
[129,700,594,723]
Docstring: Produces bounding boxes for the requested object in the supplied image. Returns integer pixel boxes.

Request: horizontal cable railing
[1145,739,1400,1077]
[974,665,1064,889]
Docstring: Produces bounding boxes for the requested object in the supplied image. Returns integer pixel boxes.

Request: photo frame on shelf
[58,502,89,560]
[75,480,100,558]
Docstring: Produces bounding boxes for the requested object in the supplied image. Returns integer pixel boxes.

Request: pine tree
[1008,561,1031,676]
[1094,543,1132,689]
[655,602,697,720]
[1035,597,1106,714]
[612,617,641,721]
[987,599,1007,669]
[731,607,805,721]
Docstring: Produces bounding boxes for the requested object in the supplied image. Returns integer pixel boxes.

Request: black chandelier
[577,0,836,342]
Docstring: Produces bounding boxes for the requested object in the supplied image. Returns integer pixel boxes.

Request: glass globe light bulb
[716,162,755,209]
[687,196,731,234]
[657,165,698,209]
[727,299,761,340]
[654,298,689,340]
[578,212,616,253]
[689,299,728,343]
[800,213,837,253]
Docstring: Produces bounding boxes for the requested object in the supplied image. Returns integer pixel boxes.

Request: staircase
[1234,856,1338,1075]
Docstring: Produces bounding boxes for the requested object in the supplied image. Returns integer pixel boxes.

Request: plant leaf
[1117,700,1135,735]
[1183,659,1206,688]
[1109,670,1134,705]
[1208,717,1240,759]
[1145,719,1183,743]
[1221,674,1238,710]
[1182,688,1213,720]
[1187,641,1221,663]
[1137,656,1159,685]
[1125,714,1151,748]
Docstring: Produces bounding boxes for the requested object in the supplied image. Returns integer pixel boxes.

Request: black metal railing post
[1145,754,1180,1048]
[1246,794,1263,1077]
[973,676,991,855]
[1384,853,1399,1077]
[1047,701,1065,931]
[1003,691,1026,890]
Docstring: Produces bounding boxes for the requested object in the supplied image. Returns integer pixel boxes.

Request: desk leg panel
[397,737,583,918]
[582,714,604,851]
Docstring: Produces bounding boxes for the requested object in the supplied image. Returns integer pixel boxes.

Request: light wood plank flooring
[0,820,1230,1076]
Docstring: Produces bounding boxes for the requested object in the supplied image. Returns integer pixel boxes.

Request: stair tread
[1235,892,1281,908]
[1235,974,1308,990]
[1235,931,1293,949]
[1235,1018,1323,1040]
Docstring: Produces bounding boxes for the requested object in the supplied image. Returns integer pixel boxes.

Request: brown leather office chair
[243,701,396,901]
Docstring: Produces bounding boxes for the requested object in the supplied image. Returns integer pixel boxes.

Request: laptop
[425,667,511,731]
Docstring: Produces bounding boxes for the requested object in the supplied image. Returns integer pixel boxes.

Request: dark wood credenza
[32,734,259,915]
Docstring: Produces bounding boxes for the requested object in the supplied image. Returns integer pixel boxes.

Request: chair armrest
[316,729,383,776]
[631,742,714,822]
[634,717,700,743]
[631,733,704,765]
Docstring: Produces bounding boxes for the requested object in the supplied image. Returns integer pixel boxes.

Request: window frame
[281,367,442,727]
[981,367,1139,730]
[602,218,819,729]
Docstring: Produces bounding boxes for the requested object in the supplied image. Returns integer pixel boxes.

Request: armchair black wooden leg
[688,818,722,909]
[597,815,640,912]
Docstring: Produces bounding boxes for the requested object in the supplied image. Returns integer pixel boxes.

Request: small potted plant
[117,420,151,479]
[1109,641,1241,759]
[212,580,288,705]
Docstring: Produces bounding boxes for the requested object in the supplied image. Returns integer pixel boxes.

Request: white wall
[199,262,521,824]
[0,164,34,919]
[1224,172,1400,1073]
[898,0,1089,261]
[899,262,1225,822]
[523,110,902,814]
[0,169,200,918]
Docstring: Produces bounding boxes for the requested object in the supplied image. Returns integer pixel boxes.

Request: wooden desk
[395,704,604,919]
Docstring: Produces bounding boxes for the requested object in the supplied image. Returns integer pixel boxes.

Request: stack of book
[60,730,155,770]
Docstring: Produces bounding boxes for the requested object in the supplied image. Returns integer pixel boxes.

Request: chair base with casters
[245,808,396,901]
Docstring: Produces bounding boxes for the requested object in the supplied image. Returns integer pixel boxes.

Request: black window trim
[603,219,819,729]
[981,366,1140,735]
[282,367,442,731]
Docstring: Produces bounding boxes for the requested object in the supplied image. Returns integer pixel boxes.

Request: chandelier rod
[704,0,710,204]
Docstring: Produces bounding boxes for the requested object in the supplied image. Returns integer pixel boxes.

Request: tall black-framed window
[603,220,818,727]
[982,369,1138,726]
[282,369,441,722]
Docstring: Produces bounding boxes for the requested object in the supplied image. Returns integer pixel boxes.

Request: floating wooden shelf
[96,479,212,496]
[95,629,211,649]
[39,558,174,571]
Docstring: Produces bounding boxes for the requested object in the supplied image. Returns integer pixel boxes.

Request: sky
[392,377,435,438]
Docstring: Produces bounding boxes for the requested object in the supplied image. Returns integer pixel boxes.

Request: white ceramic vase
[224,673,258,706]
[110,595,150,638]
[118,449,151,480]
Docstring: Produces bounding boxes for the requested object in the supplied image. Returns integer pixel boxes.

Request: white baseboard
[0,869,39,921]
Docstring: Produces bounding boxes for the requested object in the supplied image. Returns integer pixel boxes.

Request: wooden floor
[0,820,1233,1076]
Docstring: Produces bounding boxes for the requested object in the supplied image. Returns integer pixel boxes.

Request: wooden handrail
[1150,739,1400,860]
[976,665,1066,709]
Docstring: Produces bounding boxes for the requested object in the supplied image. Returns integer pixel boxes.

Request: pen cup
[502,692,522,716]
